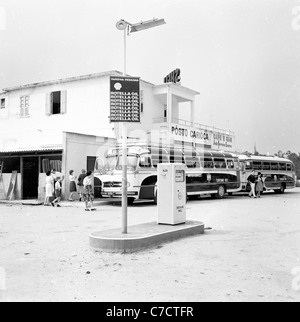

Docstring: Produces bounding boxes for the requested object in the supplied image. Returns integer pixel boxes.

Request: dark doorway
[22,157,39,199]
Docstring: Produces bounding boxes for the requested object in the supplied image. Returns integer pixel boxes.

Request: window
[214,158,226,169]
[139,155,151,168]
[203,158,214,169]
[245,161,253,170]
[170,150,185,164]
[0,98,5,109]
[152,154,169,167]
[20,95,30,117]
[253,161,262,170]
[287,163,292,171]
[227,159,234,169]
[279,163,287,171]
[185,156,200,168]
[263,162,271,170]
[46,91,67,115]
[271,162,279,171]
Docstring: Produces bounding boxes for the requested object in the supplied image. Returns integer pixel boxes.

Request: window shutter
[61,91,67,114]
[46,93,51,115]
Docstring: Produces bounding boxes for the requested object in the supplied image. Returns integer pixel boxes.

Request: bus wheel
[215,185,226,199]
[275,185,285,194]
[127,197,135,205]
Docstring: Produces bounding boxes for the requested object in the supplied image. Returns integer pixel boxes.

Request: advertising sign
[170,123,212,147]
[110,76,140,123]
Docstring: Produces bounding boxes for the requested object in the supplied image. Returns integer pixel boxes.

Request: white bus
[238,154,297,194]
[94,145,242,204]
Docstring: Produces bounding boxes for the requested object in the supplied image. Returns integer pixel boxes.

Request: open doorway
[22,157,39,199]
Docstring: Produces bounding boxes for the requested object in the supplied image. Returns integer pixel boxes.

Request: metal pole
[122,27,128,234]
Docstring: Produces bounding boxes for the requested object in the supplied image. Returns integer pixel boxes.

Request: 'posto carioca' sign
[164,69,181,84]
[171,124,211,145]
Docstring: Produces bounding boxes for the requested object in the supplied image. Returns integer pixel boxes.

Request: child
[52,177,62,207]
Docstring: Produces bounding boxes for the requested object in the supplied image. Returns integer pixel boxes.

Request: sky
[0,0,299,154]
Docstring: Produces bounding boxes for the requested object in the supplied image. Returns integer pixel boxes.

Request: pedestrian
[44,171,54,206]
[256,172,264,198]
[52,177,62,207]
[247,169,257,198]
[83,171,96,211]
[69,170,77,201]
[77,169,87,202]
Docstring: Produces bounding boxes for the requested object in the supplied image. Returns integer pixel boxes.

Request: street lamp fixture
[115,18,166,234]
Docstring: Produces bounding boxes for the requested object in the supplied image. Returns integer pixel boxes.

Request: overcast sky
[0,0,299,154]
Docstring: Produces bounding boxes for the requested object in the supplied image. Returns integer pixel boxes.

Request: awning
[0,146,63,154]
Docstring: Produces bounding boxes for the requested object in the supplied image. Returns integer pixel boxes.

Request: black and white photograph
[0,0,300,305]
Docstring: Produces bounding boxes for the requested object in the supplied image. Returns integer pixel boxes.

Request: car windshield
[115,155,138,171]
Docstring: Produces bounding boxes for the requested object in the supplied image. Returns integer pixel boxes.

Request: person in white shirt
[83,171,96,211]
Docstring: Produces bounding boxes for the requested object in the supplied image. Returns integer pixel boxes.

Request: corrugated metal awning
[0,146,63,154]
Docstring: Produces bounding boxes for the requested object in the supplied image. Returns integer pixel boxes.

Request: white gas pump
[157,163,186,225]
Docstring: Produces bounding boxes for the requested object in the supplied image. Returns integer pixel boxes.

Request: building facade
[0,70,235,200]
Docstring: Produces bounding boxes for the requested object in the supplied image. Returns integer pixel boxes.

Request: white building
[0,70,234,200]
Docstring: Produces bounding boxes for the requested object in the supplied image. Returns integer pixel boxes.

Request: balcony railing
[152,117,235,136]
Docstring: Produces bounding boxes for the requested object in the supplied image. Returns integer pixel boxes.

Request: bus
[94,145,242,204]
[238,154,297,194]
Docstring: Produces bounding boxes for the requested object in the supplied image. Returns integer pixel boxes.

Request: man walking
[247,170,257,198]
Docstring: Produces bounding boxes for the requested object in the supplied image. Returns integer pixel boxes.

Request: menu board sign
[110,76,140,123]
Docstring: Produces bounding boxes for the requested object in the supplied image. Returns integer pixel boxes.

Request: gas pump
[157,163,186,225]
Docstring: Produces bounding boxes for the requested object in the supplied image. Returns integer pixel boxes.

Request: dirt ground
[1,188,300,302]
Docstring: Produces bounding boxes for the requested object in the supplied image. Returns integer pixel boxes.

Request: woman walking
[83,171,96,211]
[77,169,87,202]
[44,171,54,206]
[69,170,77,201]
[256,172,264,198]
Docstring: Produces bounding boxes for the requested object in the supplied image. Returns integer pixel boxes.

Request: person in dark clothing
[77,169,87,202]
[247,170,257,198]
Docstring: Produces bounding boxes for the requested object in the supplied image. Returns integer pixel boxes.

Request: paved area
[0,189,300,302]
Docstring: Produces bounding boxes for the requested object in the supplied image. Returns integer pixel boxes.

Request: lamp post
[116,18,166,234]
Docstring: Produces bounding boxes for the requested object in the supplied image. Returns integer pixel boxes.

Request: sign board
[110,76,140,123]
[212,131,235,150]
[164,69,181,84]
[171,123,212,147]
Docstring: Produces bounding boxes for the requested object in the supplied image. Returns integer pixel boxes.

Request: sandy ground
[0,188,300,302]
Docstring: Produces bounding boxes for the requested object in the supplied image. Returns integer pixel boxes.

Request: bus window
[234,158,240,170]
[170,150,185,164]
[245,161,252,170]
[116,155,138,171]
[271,162,279,171]
[204,158,214,169]
[152,155,169,168]
[214,158,226,169]
[139,155,151,168]
[185,156,200,168]
[227,159,234,169]
[105,156,117,172]
[262,162,270,170]
[287,163,292,171]
[253,161,262,170]
[279,163,286,171]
